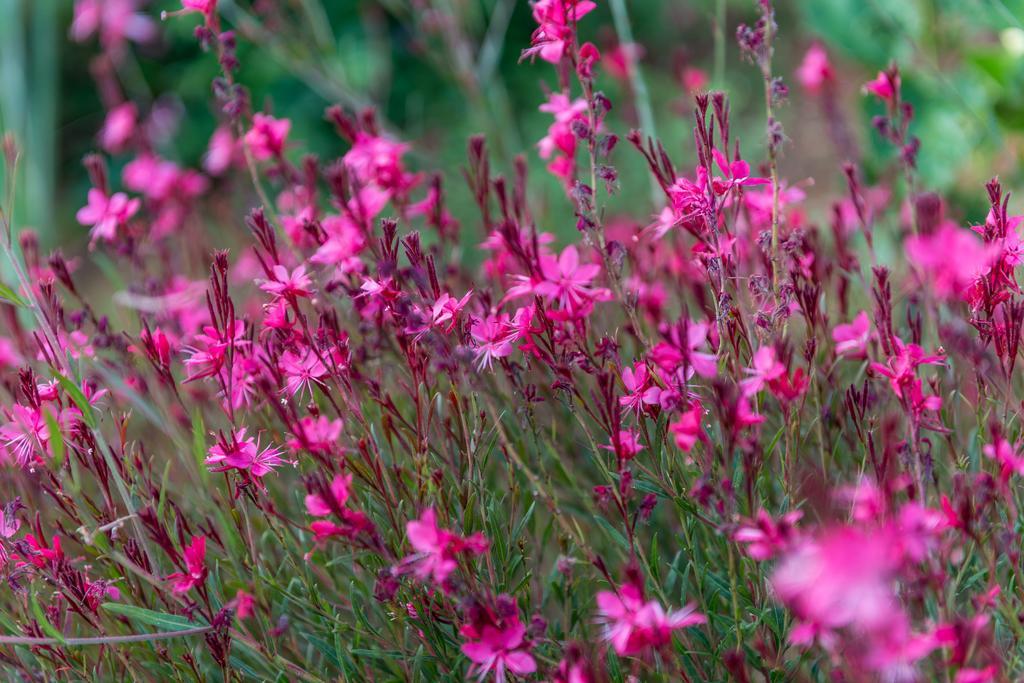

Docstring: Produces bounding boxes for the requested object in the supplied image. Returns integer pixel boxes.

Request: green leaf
[43,407,64,468]
[101,603,206,631]
[54,373,97,430]
[0,280,27,307]
[191,409,209,482]
[31,591,64,644]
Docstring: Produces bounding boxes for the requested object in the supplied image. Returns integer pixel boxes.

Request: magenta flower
[245,113,291,161]
[461,616,537,683]
[181,0,217,16]
[288,416,344,455]
[183,320,249,382]
[167,535,207,594]
[521,0,596,64]
[537,93,588,186]
[650,319,718,379]
[70,0,156,57]
[796,43,834,93]
[203,125,237,176]
[669,404,706,453]
[863,70,899,101]
[534,245,611,314]
[342,132,414,193]
[734,509,803,560]
[596,583,705,656]
[305,473,374,546]
[601,429,644,460]
[0,499,23,568]
[471,313,518,370]
[305,474,353,516]
[905,224,997,300]
[870,337,944,399]
[619,363,651,414]
[983,435,1024,483]
[832,311,872,358]
[399,508,489,589]
[259,264,313,300]
[772,526,904,645]
[741,346,787,396]
[429,290,473,334]
[279,348,328,396]
[206,428,287,481]
[76,188,140,246]
[709,149,769,196]
[0,404,49,467]
[99,102,137,153]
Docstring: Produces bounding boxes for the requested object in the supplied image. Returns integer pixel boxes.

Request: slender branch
[0,624,214,646]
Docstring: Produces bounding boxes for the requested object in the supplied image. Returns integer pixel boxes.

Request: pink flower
[772,526,904,645]
[461,616,537,682]
[206,428,286,481]
[399,508,489,589]
[956,666,998,683]
[596,583,705,656]
[521,0,597,64]
[167,535,207,594]
[99,103,137,153]
[681,66,708,94]
[181,0,217,16]
[471,313,518,370]
[537,93,589,187]
[0,499,23,568]
[288,416,344,455]
[70,0,156,56]
[1,405,46,466]
[709,149,769,195]
[796,43,834,93]
[619,363,650,414]
[342,132,414,193]
[863,70,899,101]
[279,348,328,396]
[230,589,255,620]
[305,474,353,516]
[429,290,473,334]
[203,126,237,175]
[870,338,944,399]
[984,435,1024,483]
[534,245,611,314]
[741,347,786,396]
[669,404,706,453]
[602,429,644,460]
[905,224,997,300]
[183,320,249,383]
[304,474,374,546]
[76,188,140,246]
[245,114,291,161]
[0,337,23,369]
[832,311,872,358]
[734,509,803,560]
[259,264,313,300]
[654,320,719,380]
[15,533,64,569]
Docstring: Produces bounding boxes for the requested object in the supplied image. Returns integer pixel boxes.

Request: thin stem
[608,0,661,205]
[0,624,214,646]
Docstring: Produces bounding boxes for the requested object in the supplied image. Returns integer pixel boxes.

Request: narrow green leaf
[101,603,205,631]
[43,407,64,468]
[54,373,96,430]
[31,591,64,644]
[192,409,209,482]
[0,281,27,307]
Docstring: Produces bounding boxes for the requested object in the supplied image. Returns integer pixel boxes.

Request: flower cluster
[0,1,1020,681]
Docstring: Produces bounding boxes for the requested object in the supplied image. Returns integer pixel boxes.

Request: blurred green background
[2,0,1024,254]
